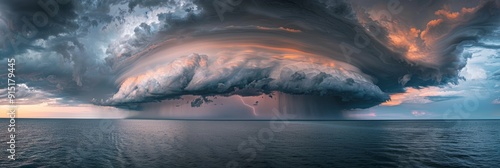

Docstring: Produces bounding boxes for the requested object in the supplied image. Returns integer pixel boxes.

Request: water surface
[1,119,499,167]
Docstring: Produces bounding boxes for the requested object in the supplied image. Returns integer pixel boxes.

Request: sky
[0,0,499,119]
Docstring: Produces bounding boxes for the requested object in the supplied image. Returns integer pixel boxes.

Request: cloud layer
[101,1,500,110]
[2,0,500,117]
[99,53,388,107]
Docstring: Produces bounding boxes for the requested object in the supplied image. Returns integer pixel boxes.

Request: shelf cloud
[2,0,500,117]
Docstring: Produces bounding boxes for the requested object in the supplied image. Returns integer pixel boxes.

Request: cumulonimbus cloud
[97,53,389,106]
[95,0,500,113]
[2,0,499,116]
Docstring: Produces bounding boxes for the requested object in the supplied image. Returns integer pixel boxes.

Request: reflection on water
[1,119,499,167]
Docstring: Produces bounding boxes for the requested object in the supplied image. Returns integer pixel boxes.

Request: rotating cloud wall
[2,0,500,118]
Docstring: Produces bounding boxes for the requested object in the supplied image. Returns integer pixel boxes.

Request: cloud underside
[98,53,389,109]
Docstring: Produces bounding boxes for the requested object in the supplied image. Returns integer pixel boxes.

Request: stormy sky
[0,0,499,119]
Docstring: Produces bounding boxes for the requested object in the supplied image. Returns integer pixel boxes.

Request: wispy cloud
[492,98,500,105]
[411,110,428,117]
[381,87,463,106]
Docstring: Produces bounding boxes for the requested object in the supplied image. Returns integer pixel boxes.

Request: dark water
[1,119,499,168]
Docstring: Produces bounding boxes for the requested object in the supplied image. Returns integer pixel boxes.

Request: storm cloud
[2,0,500,117]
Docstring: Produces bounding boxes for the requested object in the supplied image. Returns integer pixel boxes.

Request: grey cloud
[97,53,389,111]
[0,0,116,95]
[491,70,500,80]
[0,84,54,105]
[425,96,463,102]
[0,0,171,104]
[92,0,500,116]
[2,0,500,117]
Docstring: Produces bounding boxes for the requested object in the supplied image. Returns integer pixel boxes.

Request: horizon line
[1,118,500,121]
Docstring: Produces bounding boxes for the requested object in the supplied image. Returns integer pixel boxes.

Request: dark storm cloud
[0,0,76,51]
[104,1,199,69]
[127,0,187,11]
[99,0,500,113]
[0,0,162,101]
[0,0,110,95]
[100,0,397,109]
[2,0,500,116]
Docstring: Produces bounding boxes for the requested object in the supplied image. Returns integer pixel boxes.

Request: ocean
[1,119,499,168]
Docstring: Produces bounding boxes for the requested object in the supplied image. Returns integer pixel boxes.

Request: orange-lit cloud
[420,6,479,46]
[381,87,463,106]
[360,2,491,68]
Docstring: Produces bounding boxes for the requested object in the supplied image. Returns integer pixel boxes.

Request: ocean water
[1,119,499,168]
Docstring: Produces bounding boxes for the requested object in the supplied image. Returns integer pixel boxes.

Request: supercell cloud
[2,0,500,117]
